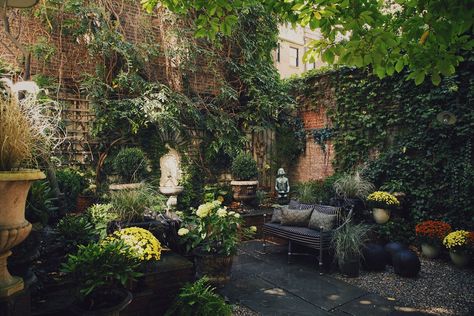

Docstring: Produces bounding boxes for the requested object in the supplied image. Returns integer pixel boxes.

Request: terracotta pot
[194,248,233,287]
[76,194,95,214]
[372,208,390,224]
[230,180,258,202]
[0,169,45,297]
[449,251,471,268]
[421,243,441,259]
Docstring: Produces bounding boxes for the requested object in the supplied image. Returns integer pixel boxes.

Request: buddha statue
[275,168,290,204]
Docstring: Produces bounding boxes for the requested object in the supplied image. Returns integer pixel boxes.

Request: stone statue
[275,168,290,204]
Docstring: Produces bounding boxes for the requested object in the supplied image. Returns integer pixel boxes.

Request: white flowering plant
[177,200,256,256]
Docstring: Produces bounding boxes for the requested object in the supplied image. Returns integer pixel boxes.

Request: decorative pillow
[280,206,313,227]
[308,211,337,231]
[271,207,283,223]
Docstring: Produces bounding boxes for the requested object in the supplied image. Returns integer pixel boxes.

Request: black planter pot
[384,242,407,265]
[339,257,360,278]
[70,288,133,316]
[393,250,421,278]
[194,247,233,287]
[362,243,388,272]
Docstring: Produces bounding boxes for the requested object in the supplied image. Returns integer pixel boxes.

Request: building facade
[274,24,325,78]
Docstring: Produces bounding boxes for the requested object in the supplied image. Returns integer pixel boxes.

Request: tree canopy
[142,0,473,85]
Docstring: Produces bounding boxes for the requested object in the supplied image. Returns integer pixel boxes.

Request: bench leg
[262,230,267,254]
[288,240,292,264]
[319,246,324,274]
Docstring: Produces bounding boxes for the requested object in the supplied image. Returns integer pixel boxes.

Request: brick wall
[289,74,335,184]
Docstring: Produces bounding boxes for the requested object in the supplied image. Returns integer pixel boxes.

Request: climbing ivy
[290,55,474,229]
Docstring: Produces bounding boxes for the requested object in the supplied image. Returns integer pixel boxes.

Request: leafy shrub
[165,277,232,316]
[56,168,87,212]
[231,153,258,181]
[333,173,375,201]
[26,180,58,225]
[57,214,97,249]
[61,240,142,299]
[113,147,148,183]
[110,185,166,223]
[86,204,117,239]
[372,217,415,245]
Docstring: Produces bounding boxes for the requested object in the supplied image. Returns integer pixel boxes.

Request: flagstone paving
[220,241,432,316]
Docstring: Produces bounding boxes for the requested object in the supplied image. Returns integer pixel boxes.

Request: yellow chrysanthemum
[106,227,161,261]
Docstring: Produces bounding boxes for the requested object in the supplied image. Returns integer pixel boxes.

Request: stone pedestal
[0,287,30,316]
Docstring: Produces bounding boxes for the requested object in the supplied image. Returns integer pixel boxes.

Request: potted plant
[177,200,256,286]
[0,89,59,296]
[110,147,148,190]
[443,230,473,268]
[76,169,97,213]
[61,240,142,316]
[333,172,374,212]
[332,221,370,277]
[108,185,167,235]
[230,153,259,203]
[56,168,88,213]
[165,277,232,316]
[366,191,400,224]
[415,220,452,259]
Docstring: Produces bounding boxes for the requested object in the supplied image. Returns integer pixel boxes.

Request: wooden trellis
[56,94,95,165]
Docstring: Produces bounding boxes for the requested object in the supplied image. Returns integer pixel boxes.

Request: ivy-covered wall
[289,57,474,229]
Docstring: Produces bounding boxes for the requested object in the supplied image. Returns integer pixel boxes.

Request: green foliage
[26,180,58,225]
[332,221,370,264]
[202,184,232,205]
[61,239,142,298]
[30,36,56,63]
[86,204,117,240]
[56,168,87,212]
[113,147,148,183]
[294,180,332,205]
[290,55,474,236]
[312,127,333,153]
[274,113,305,169]
[333,173,375,201]
[56,214,97,249]
[109,185,166,223]
[165,277,232,316]
[373,217,415,245]
[143,0,474,85]
[231,153,258,181]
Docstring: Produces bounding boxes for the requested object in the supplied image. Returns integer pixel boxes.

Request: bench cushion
[280,206,313,227]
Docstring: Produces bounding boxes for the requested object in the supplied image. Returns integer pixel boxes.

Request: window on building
[306,62,316,70]
[289,47,299,67]
[276,43,280,63]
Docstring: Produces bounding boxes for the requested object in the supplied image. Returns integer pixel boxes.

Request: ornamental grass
[415,220,452,244]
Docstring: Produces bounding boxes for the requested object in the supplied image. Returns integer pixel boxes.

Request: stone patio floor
[220,241,431,316]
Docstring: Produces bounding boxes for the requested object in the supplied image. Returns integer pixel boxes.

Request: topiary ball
[362,243,388,271]
[384,242,407,265]
[393,250,421,278]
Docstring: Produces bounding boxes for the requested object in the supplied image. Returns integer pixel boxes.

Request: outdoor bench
[262,200,353,269]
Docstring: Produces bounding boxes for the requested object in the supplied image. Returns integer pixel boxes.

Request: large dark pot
[339,256,360,278]
[70,288,132,316]
[230,180,258,202]
[393,250,421,278]
[194,248,233,287]
[362,243,388,272]
[384,242,407,265]
[76,194,95,214]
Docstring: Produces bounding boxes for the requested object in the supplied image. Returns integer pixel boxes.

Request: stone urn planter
[194,247,233,287]
[449,251,471,268]
[230,180,258,202]
[372,208,391,224]
[0,169,45,297]
[421,243,441,259]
